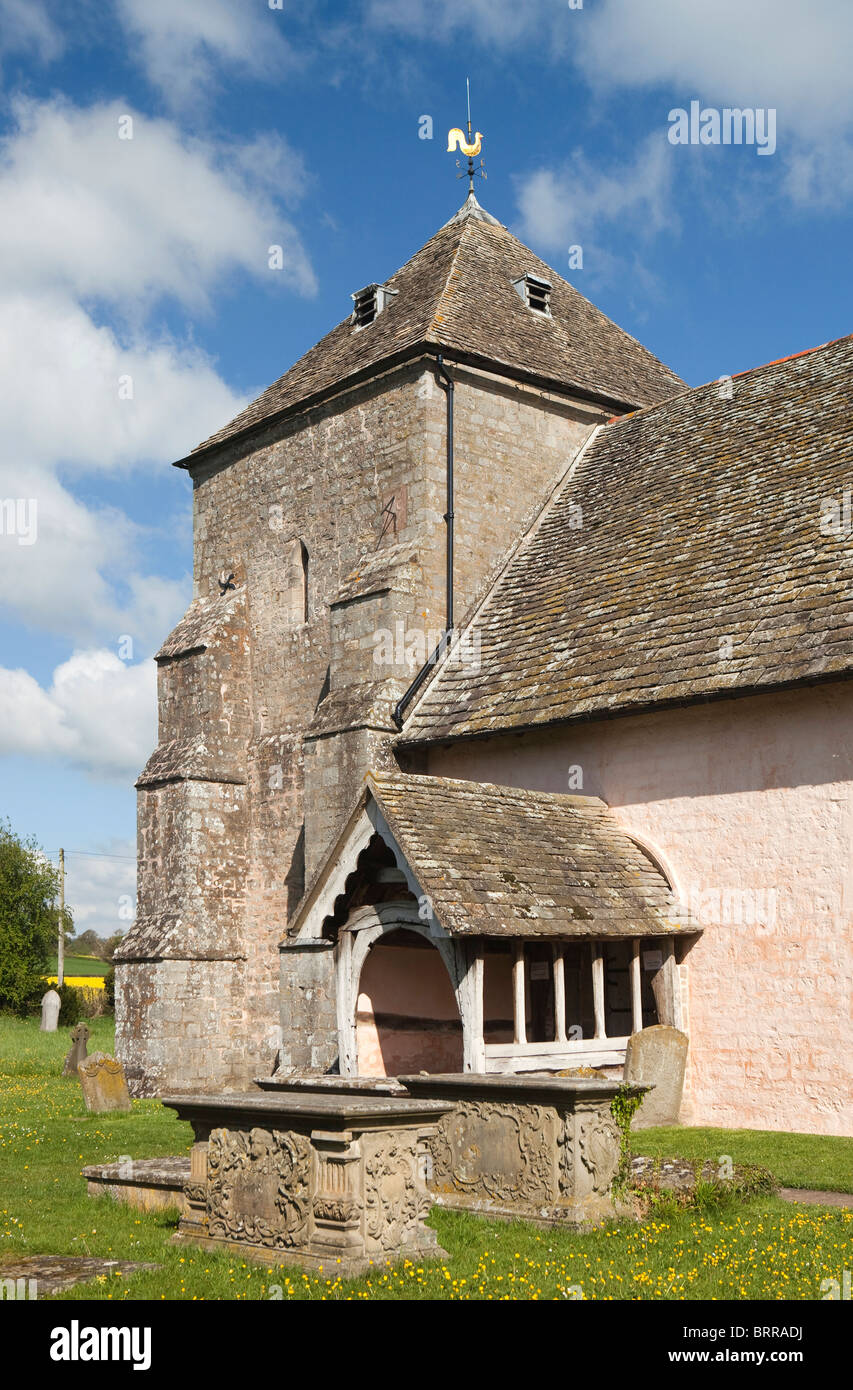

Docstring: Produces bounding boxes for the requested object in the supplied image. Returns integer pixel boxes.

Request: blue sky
[1,0,851,935]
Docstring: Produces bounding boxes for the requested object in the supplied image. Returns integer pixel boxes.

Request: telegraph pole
[57,848,65,988]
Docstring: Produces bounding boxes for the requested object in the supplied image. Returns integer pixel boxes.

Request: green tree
[0,821,71,1014]
[101,931,126,962]
[74,928,106,959]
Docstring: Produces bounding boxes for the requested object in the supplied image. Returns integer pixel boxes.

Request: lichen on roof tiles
[182,200,683,462]
[364,772,692,939]
[402,334,853,742]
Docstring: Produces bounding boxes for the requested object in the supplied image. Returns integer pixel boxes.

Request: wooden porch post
[649,937,683,1029]
[552,943,567,1043]
[512,942,527,1045]
[631,937,643,1035]
[461,945,486,1073]
[591,941,605,1039]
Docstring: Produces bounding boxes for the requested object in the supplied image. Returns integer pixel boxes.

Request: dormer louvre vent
[512,272,552,316]
[351,283,398,329]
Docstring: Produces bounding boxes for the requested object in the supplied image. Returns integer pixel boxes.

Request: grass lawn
[1,1015,850,1301]
[47,955,110,977]
[632,1126,853,1193]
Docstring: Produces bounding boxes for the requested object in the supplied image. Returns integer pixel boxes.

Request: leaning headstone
[40,989,61,1033]
[624,1025,688,1128]
[78,1053,131,1114]
[62,1022,90,1077]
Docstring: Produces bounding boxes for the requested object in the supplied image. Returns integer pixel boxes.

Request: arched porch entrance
[336,906,469,1077]
[356,927,464,1076]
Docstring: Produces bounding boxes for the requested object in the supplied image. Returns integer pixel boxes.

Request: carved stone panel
[311,1137,362,1241]
[402,1075,645,1227]
[363,1134,424,1254]
[313,1197,359,1225]
[557,1116,574,1196]
[206,1126,310,1250]
[574,1107,622,1198]
[165,1091,452,1275]
[427,1102,558,1208]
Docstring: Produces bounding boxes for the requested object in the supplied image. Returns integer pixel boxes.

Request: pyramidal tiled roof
[401,334,853,743]
[184,195,684,462]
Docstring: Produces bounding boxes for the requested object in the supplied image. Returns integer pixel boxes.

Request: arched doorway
[355,927,463,1077]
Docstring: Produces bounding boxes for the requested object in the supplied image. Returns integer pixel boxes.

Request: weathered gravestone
[40,989,61,1033]
[78,1052,131,1113]
[624,1025,688,1128]
[62,1022,90,1077]
[0,1255,161,1296]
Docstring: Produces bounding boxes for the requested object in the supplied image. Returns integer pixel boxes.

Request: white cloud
[61,842,137,938]
[365,0,559,46]
[783,144,853,206]
[0,98,315,308]
[116,0,296,110]
[574,0,853,207]
[0,34,317,797]
[369,0,853,211]
[368,0,853,147]
[0,0,63,67]
[0,96,314,651]
[1,464,140,643]
[0,460,190,646]
[576,0,853,137]
[508,1,853,255]
[0,292,248,474]
[233,132,311,210]
[515,135,675,256]
[0,650,156,781]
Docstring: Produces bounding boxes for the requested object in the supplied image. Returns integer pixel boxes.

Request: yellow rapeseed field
[45,976,105,990]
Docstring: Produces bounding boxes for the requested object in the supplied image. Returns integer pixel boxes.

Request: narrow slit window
[301,542,309,622]
[286,538,309,624]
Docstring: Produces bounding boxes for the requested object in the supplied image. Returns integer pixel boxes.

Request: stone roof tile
[155,590,244,662]
[182,200,683,462]
[402,335,853,742]
[367,772,693,938]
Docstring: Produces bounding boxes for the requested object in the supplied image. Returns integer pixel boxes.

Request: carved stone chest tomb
[401,1074,647,1226]
[162,1091,452,1276]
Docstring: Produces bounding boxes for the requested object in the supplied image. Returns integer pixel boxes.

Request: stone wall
[278,940,338,1073]
[116,958,251,1097]
[421,363,601,620]
[422,680,853,1136]
[133,779,249,954]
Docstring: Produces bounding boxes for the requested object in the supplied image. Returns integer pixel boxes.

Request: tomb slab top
[161,1090,452,1127]
[400,1073,650,1100]
[256,1073,407,1095]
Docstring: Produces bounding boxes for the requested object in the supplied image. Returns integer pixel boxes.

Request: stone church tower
[115,194,682,1095]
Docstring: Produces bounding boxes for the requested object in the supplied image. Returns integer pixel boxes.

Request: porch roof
[291,772,697,941]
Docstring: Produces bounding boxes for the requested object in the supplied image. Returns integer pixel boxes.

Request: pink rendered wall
[425,681,853,1136]
[356,937,463,1076]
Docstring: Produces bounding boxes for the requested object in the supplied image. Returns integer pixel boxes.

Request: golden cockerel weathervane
[448,79,487,193]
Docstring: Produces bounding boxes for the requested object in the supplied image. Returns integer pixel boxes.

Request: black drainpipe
[392,354,455,730]
[436,353,455,633]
